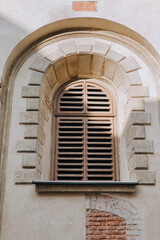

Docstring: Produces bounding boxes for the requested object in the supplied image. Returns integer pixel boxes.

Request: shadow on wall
[0,17,27,78]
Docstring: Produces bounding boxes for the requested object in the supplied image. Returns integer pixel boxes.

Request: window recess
[53,80,118,181]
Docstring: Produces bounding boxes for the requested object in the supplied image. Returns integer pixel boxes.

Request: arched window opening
[52,80,118,181]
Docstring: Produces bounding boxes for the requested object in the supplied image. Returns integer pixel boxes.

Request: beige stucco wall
[0,0,160,75]
[1,1,160,240]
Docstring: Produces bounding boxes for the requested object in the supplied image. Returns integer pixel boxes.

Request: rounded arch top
[54,79,117,116]
[2,17,160,89]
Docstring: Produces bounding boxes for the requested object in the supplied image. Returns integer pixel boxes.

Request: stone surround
[15,39,155,184]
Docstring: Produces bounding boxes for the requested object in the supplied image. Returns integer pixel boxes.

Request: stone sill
[32,181,138,193]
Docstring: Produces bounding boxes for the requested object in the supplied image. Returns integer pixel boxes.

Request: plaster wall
[0,1,160,76]
[1,1,160,240]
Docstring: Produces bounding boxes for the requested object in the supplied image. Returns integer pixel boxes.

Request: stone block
[119,75,130,93]
[37,140,43,157]
[54,58,69,83]
[30,57,51,72]
[29,70,43,85]
[125,126,145,146]
[113,64,126,87]
[104,58,117,80]
[26,98,40,111]
[17,139,37,152]
[39,113,45,128]
[78,54,91,76]
[45,65,57,88]
[24,125,38,138]
[124,112,151,133]
[127,140,153,159]
[107,49,125,63]
[66,54,78,78]
[37,126,46,145]
[131,112,151,125]
[126,86,149,102]
[127,71,142,85]
[91,55,105,76]
[124,99,145,119]
[92,42,110,56]
[76,43,92,53]
[19,112,39,124]
[39,100,49,122]
[128,155,148,171]
[22,153,42,172]
[120,56,141,73]
[41,76,51,97]
[59,40,77,55]
[15,169,41,183]
[22,86,40,98]
[46,48,64,62]
[135,170,156,184]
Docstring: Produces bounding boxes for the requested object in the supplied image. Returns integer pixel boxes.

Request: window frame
[51,79,119,181]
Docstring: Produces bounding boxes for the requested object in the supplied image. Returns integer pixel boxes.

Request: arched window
[52,80,118,181]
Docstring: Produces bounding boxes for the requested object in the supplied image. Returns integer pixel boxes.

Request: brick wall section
[86,195,144,240]
[86,209,126,240]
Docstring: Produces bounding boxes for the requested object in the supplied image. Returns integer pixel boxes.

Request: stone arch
[0,18,158,187]
[86,194,143,239]
[14,38,154,184]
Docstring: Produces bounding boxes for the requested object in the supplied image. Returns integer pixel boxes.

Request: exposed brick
[86,209,127,239]
[73,1,97,12]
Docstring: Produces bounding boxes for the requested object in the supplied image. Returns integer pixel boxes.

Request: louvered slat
[87,83,111,113]
[59,83,84,113]
[54,80,116,181]
[56,117,84,180]
[87,118,114,181]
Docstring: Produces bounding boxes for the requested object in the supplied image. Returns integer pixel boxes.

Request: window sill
[32,181,138,193]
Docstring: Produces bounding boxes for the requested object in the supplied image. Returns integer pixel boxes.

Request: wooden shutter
[54,80,116,181]
[56,117,84,180]
[87,117,114,180]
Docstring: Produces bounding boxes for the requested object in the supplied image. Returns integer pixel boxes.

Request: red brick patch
[86,209,126,240]
[73,1,97,12]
